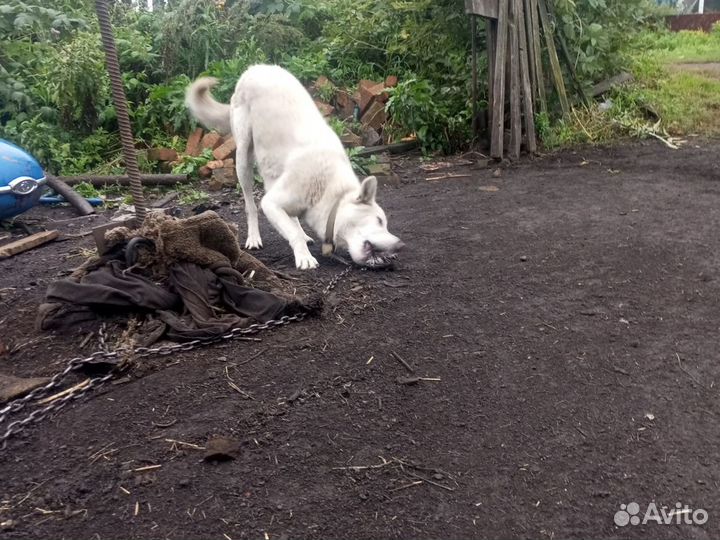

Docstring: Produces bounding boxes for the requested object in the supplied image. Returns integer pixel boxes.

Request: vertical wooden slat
[544,0,590,107]
[491,0,509,159]
[471,16,479,136]
[509,0,522,159]
[516,0,537,153]
[522,0,537,109]
[538,0,569,117]
[528,0,546,114]
[486,18,497,133]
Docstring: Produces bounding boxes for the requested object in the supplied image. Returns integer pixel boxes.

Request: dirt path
[670,61,720,78]
[1,139,720,539]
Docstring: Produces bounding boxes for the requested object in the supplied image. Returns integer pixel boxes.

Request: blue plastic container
[0,139,47,220]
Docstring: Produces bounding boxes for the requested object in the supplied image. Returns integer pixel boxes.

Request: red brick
[212,138,237,160]
[361,100,387,131]
[384,75,399,88]
[340,132,362,147]
[206,159,224,170]
[185,127,204,156]
[198,165,212,178]
[222,158,234,168]
[211,167,237,188]
[147,148,178,162]
[311,76,330,93]
[358,79,383,113]
[336,90,356,119]
[201,132,222,150]
[315,100,335,117]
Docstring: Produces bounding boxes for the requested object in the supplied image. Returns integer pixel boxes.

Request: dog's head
[334,176,404,268]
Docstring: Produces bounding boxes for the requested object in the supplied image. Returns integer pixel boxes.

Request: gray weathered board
[465,0,499,19]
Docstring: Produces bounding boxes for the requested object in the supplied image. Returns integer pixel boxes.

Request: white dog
[185,64,404,270]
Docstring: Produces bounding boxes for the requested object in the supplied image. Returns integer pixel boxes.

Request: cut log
[0,230,59,259]
[59,174,190,187]
[45,176,95,216]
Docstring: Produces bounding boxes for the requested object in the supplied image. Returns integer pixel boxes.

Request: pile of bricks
[309,75,399,147]
[147,129,238,191]
[144,75,400,190]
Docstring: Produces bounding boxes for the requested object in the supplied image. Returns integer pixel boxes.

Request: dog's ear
[358,176,377,204]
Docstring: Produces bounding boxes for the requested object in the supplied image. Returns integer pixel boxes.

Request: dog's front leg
[261,195,318,270]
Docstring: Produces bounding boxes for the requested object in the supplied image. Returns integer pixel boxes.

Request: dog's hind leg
[232,105,262,249]
[261,184,318,270]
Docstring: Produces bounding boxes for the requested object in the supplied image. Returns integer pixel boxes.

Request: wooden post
[538,0,570,117]
[471,16,479,136]
[516,0,537,153]
[491,0,509,159]
[486,18,497,135]
[527,0,546,113]
[508,0,522,159]
[544,0,590,107]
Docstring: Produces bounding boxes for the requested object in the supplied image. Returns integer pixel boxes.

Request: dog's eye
[377,217,383,226]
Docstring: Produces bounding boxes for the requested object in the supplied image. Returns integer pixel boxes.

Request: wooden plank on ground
[527,0,546,113]
[516,0,537,153]
[508,0,522,160]
[538,0,570,117]
[464,0,499,19]
[0,230,59,259]
[591,72,634,97]
[490,0,509,159]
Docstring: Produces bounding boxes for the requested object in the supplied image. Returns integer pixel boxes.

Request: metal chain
[0,268,350,448]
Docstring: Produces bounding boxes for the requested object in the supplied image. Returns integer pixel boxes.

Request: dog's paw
[245,236,263,250]
[295,253,319,270]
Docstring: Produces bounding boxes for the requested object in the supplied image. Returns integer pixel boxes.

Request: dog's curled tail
[185,77,232,135]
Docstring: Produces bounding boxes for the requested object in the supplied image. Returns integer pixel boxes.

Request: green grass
[636,68,720,134]
[630,27,720,135]
[542,26,720,148]
[635,27,720,64]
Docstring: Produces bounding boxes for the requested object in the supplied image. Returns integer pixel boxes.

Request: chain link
[0,268,350,448]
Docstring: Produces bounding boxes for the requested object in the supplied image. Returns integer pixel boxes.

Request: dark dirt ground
[1,138,720,540]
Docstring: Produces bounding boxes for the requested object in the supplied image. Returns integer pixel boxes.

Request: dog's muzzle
[362,240,405,269]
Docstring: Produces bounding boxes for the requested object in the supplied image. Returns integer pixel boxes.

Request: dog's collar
[322,197,342,257]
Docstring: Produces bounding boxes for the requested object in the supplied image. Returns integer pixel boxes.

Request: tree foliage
[0,0,663,173]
